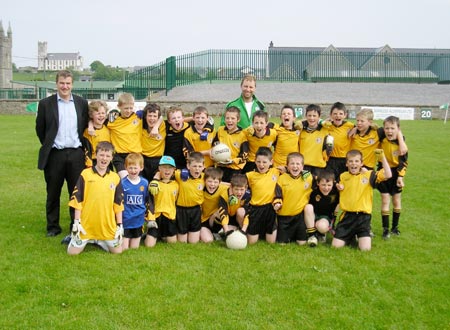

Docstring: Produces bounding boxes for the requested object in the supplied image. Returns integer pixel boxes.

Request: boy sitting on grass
[67,141,124,255]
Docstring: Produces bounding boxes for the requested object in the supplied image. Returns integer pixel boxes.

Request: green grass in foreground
[0,115,449,329]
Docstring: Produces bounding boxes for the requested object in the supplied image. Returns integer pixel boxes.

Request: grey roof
[46,53,81,60]
[270,45,450,54]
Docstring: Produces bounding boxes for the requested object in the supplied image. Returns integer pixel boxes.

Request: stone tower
[38,41,48,70]
[0,21,13,88]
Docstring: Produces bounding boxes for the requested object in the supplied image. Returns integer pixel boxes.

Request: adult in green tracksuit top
[221,74,265,129]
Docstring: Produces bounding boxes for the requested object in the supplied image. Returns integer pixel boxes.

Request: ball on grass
[226,230,248,250]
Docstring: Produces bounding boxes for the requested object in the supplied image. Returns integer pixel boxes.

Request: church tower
[0,21,13,88]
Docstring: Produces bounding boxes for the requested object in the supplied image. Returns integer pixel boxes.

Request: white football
[211,143,231,163]
[226,230,248,250]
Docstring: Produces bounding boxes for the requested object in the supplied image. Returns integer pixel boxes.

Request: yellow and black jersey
[165,121,190,169]
[68,167,124,240]
[141,121,166,158]
[309,187,339,218]
[274,171,313,216]
[350,127,382,169]
[379,136,408,177]
[153,180,179,220]
[184,125,216,168]
[174,170,204,207]
[328,121,354,158]
[83,125,111,167]
[299,125,329,168]
[272,124,301,168]
[107,113,142,153]
[214,126,249,170]
[245,127,277,162]
[202,183,228,223]
[246,167,280,206]
[339,169,389,214]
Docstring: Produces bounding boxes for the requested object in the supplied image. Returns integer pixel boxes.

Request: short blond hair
[356,108,374,121]
[88,100,108,118]
[241,74,256,86]
[125,153,144,167]
[118,93,135,106]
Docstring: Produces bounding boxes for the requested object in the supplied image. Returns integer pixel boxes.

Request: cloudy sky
[3,0,449,69]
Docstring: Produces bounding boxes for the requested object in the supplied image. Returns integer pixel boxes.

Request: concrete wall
[0,99,446,120]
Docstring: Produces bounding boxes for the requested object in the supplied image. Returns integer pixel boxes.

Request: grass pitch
[0,115,449,329]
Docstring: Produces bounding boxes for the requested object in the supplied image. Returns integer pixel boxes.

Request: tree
[90,61,124,81]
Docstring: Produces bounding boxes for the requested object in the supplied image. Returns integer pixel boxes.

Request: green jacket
[221,95,265,129]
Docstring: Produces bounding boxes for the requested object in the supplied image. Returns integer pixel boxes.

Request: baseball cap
[159,155,176,167]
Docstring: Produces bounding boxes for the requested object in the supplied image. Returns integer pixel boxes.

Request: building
[0,21,13,88]
[37,41,83,72]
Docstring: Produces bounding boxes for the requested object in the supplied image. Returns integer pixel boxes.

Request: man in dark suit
[36,70,89,239]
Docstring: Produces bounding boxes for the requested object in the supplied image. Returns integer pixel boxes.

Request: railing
[124,49,450,98]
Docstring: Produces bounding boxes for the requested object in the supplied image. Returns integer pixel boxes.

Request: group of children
[67,94,408,254]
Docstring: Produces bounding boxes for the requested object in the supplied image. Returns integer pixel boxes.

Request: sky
[3,0,450,69]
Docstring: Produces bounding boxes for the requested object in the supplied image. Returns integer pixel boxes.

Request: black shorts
[334,212,371,242]
[228,214,239,228]
[176,205,202,234]
[326,157,347,182]
[242,161,256,174]
[276,213,307,243]
[157,215,177,238]
[247,203,277,237]
[112,153,128,172]
[303,165,324,177]
[377,171,402,195]
[124,226,143,239]
[143,156,161,181]
[219,167,241,183]
[315,215,332,223]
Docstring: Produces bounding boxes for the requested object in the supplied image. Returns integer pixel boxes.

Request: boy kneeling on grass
[332,149,391,251]
[67,141,124,255]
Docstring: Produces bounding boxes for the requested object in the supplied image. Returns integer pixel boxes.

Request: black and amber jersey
[214,126,249,170]
[202,183,228,223]
[272,124,301,168]
[274,171,313,216]
[379,136,408,177]
[350,127,382,169]
[245,127,277,162]
[184,125,216,168]
[107,113,142,153]
[153,179,179,220]
[246,167,280,206]
[309,187,339,218]
[165,121,190,169]
[141,121,166,158]
[68,167,124,240]
[83,125,111,167]
[174,170,204,207]
[328,121,354,158]
[339,169,389,214]
[299,124,329,168]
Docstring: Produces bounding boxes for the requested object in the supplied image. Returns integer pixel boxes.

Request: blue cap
[159,155,176,167]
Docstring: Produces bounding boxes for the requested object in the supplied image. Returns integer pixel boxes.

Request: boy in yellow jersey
[350,108,407,170]
[273,152,315,246]
[299,104,330,176]
[184,106,216,168]
[146,155,178,246]
[246,147,280,244]
[67,141,124,255]
[324,102,355,180]
[141,103,166,182]
[377,116,408,239]
[174,152,205,243]
[83,100,110,168]
[242,110,277,173]
[332,149,392,251]
[200,167,230,243]
[106,93,143,178]
[272,105,301,169]
[213,106,249,182]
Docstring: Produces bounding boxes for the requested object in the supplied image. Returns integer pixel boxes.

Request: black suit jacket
[35,94,89,170]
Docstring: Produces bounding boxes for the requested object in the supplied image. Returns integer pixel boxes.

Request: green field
[1,115,449,329]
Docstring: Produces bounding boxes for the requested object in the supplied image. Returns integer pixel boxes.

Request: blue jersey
[122,176,149,229]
